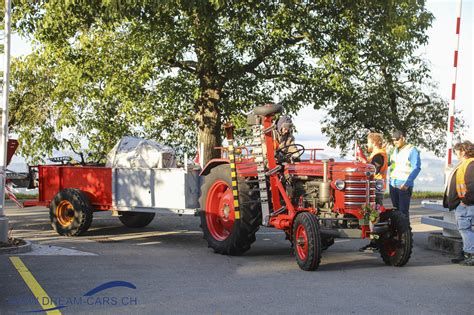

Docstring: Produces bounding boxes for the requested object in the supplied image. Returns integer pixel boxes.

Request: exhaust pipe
[319,160,330,203]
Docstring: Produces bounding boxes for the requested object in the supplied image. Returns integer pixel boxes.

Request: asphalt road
[1,200,473,315]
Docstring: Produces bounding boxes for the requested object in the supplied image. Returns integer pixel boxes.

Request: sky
[424,0,473,138]
[6,0,474,192]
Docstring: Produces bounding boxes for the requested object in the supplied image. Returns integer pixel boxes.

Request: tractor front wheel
[378,210,413,266]
[293,212,322,271]
[50,188,93,236]
[118,212,155,228]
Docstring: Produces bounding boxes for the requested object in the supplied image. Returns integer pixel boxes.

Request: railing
[216,146,251,159]
[421,200,461,238]
[305,148,324,161]
[217,145,325,162]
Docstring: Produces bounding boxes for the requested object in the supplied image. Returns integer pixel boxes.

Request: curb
[0,240,32,255]
[427,232,463,256]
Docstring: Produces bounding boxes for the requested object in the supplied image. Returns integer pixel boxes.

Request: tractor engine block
[291,176,332,211]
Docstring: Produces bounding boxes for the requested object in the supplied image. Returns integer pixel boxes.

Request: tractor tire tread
[293,212,322,271]
[379,210,413,267]
[199,164,261,255]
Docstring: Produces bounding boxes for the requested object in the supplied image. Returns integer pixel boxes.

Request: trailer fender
[199,159,229,176]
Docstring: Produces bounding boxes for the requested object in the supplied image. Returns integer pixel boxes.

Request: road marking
[9,256,62,315]
[19,244,97,256]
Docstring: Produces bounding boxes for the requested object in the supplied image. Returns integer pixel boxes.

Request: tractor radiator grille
[344,175,375,210]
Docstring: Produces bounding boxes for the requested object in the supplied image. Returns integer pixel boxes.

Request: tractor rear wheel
[293,212,322,271]
[50,188,93,236]
[118,212,155,228]
[378,210,413,266]
[199,164,261,255]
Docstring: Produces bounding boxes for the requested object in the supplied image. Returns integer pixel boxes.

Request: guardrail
[421,200,460,238]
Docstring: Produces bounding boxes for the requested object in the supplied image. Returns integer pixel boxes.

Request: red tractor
[199,104,413,271]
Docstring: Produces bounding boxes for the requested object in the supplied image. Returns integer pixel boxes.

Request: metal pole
[0,0,12,243]
[446,0,463,169]
[199,142,204,167]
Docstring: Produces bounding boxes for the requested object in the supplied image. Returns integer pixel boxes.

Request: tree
[9,0,450,163]
[9,30,192,163]
[318,1,464,155]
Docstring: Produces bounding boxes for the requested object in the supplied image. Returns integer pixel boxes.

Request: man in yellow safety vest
[444,141,474,266]
[389,130,421,218]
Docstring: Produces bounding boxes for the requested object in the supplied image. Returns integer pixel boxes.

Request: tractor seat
[253,103,283,117]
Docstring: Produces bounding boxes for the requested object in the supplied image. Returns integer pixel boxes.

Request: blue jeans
[455,204,474,254]
[389,185,413,217]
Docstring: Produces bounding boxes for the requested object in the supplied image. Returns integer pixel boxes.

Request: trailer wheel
[378,210,413,266]
[50,188,93,236]
[293,212,322,271]
[118,212,155,228]
[199,164,261,255]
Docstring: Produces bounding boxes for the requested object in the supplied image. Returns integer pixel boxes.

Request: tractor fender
[200,159,229,176]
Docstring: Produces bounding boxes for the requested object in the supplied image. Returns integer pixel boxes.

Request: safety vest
[390,144,414,180]
[456,158,474,198]
[369,147,388,188]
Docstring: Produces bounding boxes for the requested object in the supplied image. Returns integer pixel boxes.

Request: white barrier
[421,200,460,238]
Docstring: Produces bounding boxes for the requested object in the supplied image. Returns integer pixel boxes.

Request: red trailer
[25,163,200,236]
[25,166,113,210]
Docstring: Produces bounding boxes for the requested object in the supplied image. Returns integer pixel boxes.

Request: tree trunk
[194,56,224,166]
[193,6,225,166]
[196,94,222,165]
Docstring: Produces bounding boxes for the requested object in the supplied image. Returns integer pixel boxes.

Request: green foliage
[384,191,444,199]
[9,192,37,200]
[8,0,450,163]
[9,28,199,162]
[360,203,379,223]
[319,1,464,156]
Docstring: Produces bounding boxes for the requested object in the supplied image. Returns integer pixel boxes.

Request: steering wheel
[276,144,305,162]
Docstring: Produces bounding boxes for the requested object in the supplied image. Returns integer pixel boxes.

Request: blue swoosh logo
[83,281,136,296]
[26,306,67,313]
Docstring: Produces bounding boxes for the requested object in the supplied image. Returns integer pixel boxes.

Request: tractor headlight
[375,179,385,191]
[334,179,345,190]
